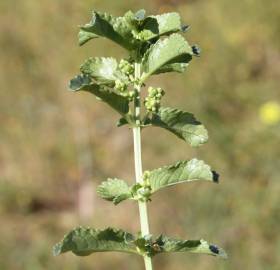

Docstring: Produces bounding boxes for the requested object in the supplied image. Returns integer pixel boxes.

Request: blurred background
[0,0,280,269]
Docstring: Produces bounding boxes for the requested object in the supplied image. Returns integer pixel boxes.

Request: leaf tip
[135,9,146,21]
[52,243,62,256]
[181,25,191,32]
[209,244,228,259]
[192,45,201,57]
[68,74,91,92]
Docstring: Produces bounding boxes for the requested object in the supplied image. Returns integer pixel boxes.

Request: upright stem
[133,62,153,270]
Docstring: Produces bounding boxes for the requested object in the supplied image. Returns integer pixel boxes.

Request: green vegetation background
[0,0,279,269]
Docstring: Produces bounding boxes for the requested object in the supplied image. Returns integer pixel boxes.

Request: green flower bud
[119,59,134,75]
[148,87,157,97]
[143,171,151,179]
[136,186,152,201]
[150,99,156,106]
[157,87,163,93]
[129,91,135,97]
[115,79,127,92]
[145,87,165,113]
[148,87,153,93]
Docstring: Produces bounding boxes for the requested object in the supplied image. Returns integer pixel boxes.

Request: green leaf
[96,160,218,205]
[138,12,182,41]
[80,57,127,85]
[153,235,227,259]
[150,107,208,147]
[79,11,139,50]
[53,227,227,259]
[148,159,219,193]
[142,34,193,80]
[53,227,137,256]
[97,178,132,205]
[97,179,148,205]
[69,75,129,115]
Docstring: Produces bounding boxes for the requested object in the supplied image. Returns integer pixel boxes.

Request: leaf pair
[97,159,219,205]
[69,75,208,147]
[53,227,227,259]
[79,11,183,49]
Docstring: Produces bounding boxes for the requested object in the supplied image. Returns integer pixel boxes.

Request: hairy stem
[133,62,153,270]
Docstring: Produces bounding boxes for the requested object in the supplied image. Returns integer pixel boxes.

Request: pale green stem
[133,62,153,270]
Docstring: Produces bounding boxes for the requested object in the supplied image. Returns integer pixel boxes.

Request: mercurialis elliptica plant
[53,9,227,269]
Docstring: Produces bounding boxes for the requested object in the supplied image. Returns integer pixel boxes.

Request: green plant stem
[133,62,153,270]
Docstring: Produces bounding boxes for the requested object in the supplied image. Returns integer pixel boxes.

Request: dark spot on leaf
[69,74,91,91]
[209,245,220,254]
[192,45,201,56]
[212,171,219,183]
[181,25,190,32]
[135,9,146,21]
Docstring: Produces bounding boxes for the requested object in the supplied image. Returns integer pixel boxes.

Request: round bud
[137,187,151,201]
[143,171,150,179]
[129,91,135,97]
[148,87,154,94]
[150,99,156,106]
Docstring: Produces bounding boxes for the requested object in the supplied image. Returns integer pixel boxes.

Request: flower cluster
[137,171,152,201]
[119,59,134,75]
[115,79,135,101]
[144,87,165,113]
[114,59,136,101]
[130,171,152,202]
